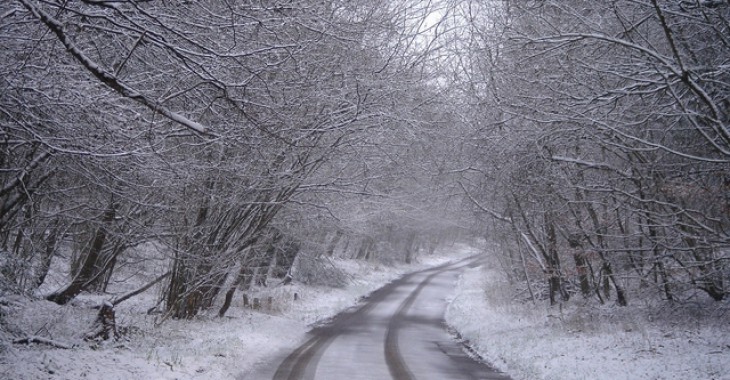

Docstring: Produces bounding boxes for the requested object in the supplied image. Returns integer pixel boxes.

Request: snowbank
[446,249,730,380]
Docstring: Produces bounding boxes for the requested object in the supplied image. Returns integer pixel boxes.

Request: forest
[1,0,728,334]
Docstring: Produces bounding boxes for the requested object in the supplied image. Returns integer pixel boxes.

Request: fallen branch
[112,271,171,307]
[13,336,73,349]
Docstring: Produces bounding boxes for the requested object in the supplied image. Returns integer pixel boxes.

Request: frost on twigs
[292,253,348,288]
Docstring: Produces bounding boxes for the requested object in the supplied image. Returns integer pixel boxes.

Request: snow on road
[251,256,509,380]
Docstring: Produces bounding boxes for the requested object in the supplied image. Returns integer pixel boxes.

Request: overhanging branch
[18,0,214,137]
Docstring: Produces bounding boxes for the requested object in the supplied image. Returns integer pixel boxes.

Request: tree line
[452,0,729,306]
[4,0,725,322]
[0,0,460,320]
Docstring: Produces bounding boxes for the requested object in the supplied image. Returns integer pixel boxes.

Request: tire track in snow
[272,271,420,380]
[384,257,483,380]
[384,269,442,380]
[271,256,481,380]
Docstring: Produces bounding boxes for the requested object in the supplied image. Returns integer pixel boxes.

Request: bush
[292,254,348,288]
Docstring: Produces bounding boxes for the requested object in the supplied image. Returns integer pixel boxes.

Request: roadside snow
[446,247,730,380]
[15,242,726,380]
[0,249,465,380]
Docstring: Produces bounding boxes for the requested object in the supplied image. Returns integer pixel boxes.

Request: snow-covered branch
[457,181,512,223]
[17,0,213,137]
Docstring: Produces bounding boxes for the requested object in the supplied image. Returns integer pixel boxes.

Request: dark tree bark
[46,199,117,305]
[545,211,569,304]
[568,236,592,298]
[218,264,247,318]
[84,301,118,341]
[36,222,59,287]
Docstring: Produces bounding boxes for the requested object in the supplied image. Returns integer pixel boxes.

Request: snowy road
[246,257,511,380]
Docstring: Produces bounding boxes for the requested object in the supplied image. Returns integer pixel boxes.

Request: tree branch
[13,336,72,349]
[17,0,214,137]
[111,271,171,306]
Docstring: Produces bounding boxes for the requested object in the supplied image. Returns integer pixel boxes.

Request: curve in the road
[271,256,495,380]
[273,270,422,380]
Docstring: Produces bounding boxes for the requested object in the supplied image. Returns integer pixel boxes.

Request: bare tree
[454,0,729,306]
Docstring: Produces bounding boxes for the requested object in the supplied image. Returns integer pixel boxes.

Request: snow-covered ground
[446,246,730,380]
[4,242,729,380]
[0,249,465,380]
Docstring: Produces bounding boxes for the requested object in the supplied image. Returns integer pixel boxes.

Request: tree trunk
[218,263,246,318]
[36,221,60,287]
[404,232,417,264]
[573,252,591,298]
[47,199,117,304]
[648,221,674,302]
[86,240,125,293]
[599,256,627,306]
[545,211,569,304]
[355,237,373,260]
[324,230,343,257]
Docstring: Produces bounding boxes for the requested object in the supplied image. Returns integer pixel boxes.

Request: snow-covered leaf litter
[1,249,464,380]
[446,247,730,380]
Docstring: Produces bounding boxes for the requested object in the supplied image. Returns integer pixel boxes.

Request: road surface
[245,257,512,380]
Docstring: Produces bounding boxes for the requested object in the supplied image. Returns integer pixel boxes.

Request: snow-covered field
[0,249,463,380]
[446,247,730,380]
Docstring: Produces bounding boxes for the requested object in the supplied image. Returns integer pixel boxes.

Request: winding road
[246,257,512,380]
